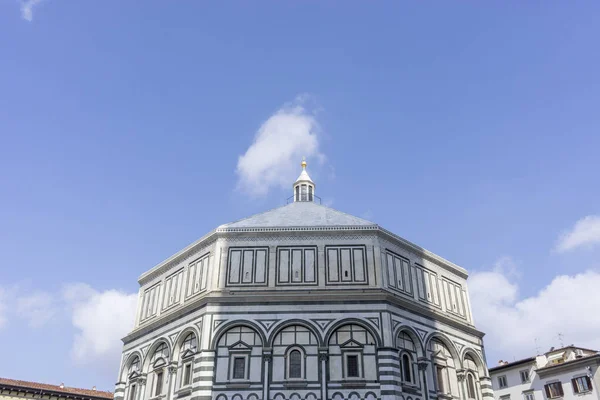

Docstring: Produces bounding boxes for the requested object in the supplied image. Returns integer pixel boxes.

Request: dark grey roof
[219,201,376,229]
[488,357,536,373]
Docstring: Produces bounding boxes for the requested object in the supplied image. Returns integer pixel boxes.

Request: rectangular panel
[292,249,302,282]
[353,248,365,282]
[327,249,339,282]
[402,259,412,294]
[305,249,315,282]
[456,286,465,316]
[162,279,171,309]
[394,257,404,290]
[387,254,396,288]
[448,281,457,312]
[198,258,206,291]
[416,267,426,300]
[254,250,266,283]
[187,264,196,297]
[279,249,289,283]
[242,250,254,283]
[341,248,352,281]
[430,273,440,305]
[229,250,241,284]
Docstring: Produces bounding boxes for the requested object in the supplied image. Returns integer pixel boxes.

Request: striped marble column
[192,351,216,400]
[378,347,402,400]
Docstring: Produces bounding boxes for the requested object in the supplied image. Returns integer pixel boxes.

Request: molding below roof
[122,288,484,345]
[138,224,468,286]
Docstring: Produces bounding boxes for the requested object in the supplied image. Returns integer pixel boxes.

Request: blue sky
[2,0,600,391]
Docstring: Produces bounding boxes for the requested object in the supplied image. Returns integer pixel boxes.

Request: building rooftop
[0,378,113,400]
[219,201,376,229]
[488,357,537,373]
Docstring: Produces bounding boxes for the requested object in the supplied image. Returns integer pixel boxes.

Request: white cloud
[63,283,137,376]
[469,263,600,362]
[16,291,56,328]
[236,96,324,197]
[20,0,44,22]
[556,215,600,253]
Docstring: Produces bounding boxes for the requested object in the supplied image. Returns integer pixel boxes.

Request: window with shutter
[572,376,592,394]
[544,382,563,398]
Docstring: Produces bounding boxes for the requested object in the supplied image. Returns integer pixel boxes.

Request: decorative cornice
[137,223,467,287]
[215,225,379,233]
[138,234,217,285]
[122,288,485,344]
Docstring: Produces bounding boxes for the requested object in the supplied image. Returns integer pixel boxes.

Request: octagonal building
[115,161,492,400]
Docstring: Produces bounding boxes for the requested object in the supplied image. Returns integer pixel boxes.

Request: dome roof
[294,169,314,185]
[218,201,376,229]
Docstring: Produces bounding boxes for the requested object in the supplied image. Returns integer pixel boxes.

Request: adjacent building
[115,160,492,400]
[0,378,113,400]
[489,346,600,400]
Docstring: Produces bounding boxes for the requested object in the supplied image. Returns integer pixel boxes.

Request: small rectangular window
[233,357,246,379]
[183,363,192,386]
[499,375,508,389]
[524,392,535,400]
[572,376,592,394]
[155,371,163,396]
[301,185,307,201]
[520,370,530,383]
[544,382,564,398]
[346,355,359,377]
[308,186,313,201]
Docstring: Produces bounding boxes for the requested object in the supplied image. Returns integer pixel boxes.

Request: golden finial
[301,157,307,169]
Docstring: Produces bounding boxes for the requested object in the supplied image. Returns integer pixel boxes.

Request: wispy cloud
[20,0,44,22]
[236,95,325,197]
[469,259,600,359]
[555,215,600,253]
[16,291,57,328]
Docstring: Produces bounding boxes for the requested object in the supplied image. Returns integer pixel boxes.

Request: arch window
[288,348,303,379]
[181,332,197,357]
[217,326,262,383]
[402,353,413,383]
[397,331,417,385]
[429,339,453,395]
[467,373,477,400]
[180,333,197,387]
[151,342,169,367]
[150,343,169,396]
[329,324,375,380]
[127,356,141,400]
[464,354,478,371]
[128,356,140,376]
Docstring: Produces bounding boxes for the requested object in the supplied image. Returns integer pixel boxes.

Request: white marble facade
[115,164,493,400]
